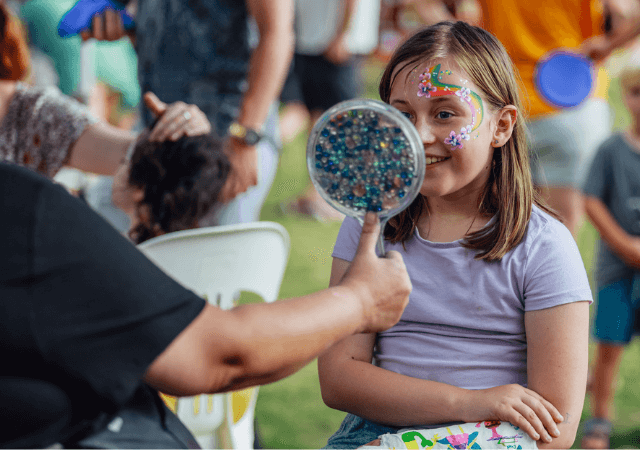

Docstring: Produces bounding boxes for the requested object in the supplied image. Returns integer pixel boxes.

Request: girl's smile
[425,155,450,166]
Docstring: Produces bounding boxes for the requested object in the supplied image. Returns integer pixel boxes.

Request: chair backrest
[137,221,290,448]
[138,222,290,309]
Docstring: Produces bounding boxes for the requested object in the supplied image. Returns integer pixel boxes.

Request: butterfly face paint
[416,64,485,150]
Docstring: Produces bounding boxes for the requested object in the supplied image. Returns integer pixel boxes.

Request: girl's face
[389,56,498,201]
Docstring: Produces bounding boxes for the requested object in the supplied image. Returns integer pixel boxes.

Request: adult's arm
[66,92,211,176]
[143,213,412,395]
[580,0,640,61]
[585,195,640,269]
[317,258,563,444]
[221,0,294,201]
[322,0,358,65]
[524,301,591,449]
[407,0,481,26]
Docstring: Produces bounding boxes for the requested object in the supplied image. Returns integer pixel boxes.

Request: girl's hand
[461,384,563,443]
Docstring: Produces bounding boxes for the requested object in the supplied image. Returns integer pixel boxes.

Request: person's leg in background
[287,53,361,221]
[279,54,310,144]
[528,99,612,237]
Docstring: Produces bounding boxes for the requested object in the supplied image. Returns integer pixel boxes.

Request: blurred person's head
[0,0,29,80]
[112,130,231,244]
[620,66,640,123]
[378,21,545,261]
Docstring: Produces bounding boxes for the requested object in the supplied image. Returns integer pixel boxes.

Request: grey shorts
[528,99,612,188]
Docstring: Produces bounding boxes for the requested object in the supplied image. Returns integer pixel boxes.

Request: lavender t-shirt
[332,205,592,389]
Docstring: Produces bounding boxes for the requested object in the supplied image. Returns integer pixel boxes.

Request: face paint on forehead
[416,63,485,132]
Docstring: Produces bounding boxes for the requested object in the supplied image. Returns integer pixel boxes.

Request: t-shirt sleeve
[15,86,98,177]
[523,219,593,311]
[582,140,612,201]
[332,217,363,262]
[31,181,205,409]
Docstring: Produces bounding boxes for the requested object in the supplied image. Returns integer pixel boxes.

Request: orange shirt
[476,0,608,118]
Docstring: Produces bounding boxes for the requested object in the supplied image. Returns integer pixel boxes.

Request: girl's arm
[318,257,563,443]
[525,301,590,449]
[585,195,640,269]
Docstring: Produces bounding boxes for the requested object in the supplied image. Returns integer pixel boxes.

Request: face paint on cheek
[416,64,485,150]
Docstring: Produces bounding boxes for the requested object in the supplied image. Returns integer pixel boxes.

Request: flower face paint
[416,64,485,150]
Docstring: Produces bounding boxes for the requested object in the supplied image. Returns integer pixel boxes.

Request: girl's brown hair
[0,2,29,80]
[380,21,555,261]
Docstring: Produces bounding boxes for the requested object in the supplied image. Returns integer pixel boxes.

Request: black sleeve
[29,179,205,410]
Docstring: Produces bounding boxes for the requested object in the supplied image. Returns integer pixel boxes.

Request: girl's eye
[436,111,453,120]
[400,111,413,120]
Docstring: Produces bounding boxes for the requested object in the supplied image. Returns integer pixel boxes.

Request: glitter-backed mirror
[307,99,425,254]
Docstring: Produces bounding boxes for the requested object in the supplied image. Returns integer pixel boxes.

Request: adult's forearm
[67,122,135,176]
[236,1,294,130]
[222,286,368,384]
[585,196,632,255]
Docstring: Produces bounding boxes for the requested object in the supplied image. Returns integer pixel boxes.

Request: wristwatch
[228,122,264,146]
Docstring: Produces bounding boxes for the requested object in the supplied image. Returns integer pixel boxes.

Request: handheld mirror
[306,99,425,255]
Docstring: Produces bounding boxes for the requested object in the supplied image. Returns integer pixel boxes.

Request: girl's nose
[415,119,437,146]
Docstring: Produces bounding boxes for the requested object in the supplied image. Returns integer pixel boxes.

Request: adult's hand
[143,92,211,142]
[80,8,130,41]
[323,35,351,65]
[460,384,564,444]
[579,34,613,62]
[339,213,411,333]
[618,236,640,270]
[218,138,259,202]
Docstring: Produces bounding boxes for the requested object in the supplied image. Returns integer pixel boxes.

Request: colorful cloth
[370,421,537,450]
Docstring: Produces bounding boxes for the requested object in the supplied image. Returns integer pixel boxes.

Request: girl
[318,21,592,449]
[111,127,231,244]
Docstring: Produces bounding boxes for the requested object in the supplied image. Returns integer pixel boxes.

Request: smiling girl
[318,21,593,449]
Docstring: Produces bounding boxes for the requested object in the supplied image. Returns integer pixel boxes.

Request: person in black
[0,162,411,448]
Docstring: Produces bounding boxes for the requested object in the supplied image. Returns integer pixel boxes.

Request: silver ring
[183,111,192,121]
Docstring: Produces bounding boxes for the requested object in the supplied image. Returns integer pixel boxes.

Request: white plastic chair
[137,222,290,449]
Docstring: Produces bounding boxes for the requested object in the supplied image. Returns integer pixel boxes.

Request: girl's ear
[492,106,517,147]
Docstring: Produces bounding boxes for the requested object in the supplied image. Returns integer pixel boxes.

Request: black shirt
[0,163,206,445]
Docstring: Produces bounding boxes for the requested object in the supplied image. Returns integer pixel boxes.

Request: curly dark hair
[127,130,231,244]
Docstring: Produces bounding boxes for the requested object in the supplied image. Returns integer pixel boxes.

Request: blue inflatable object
[534,51,594,108]
[57,0,134,38]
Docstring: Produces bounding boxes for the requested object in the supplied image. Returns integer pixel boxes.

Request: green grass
[252,60,640,449]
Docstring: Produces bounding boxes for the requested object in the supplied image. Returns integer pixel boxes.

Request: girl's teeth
[427,157,446,165]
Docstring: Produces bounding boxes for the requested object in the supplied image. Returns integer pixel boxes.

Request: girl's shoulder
[521,205,577,261]
[526,204,570,242]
